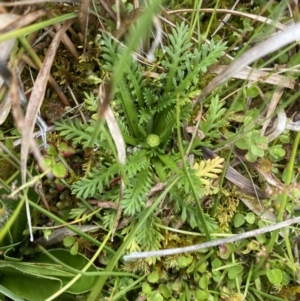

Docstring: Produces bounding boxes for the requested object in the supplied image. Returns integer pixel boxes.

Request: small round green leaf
[282,271,291,286]
[5,138,14,149]
[148,292,163,301]
[234,213,245,227]
[52,162,68,178]
[59,141,76,157]
[199,274,209,290]
[70,241,78,255]
[211,258,222,268]
[44,156,53,168]
[256,234,266,244]
[279,135,290,143]
[212,270,221,282]
[178,254,193,268]
[147,271,159,283]
[246,85,259,98]
[245,212,255,224]
[159,284,171,298]
[245,151,257,163]
[266,268,282,285]
[228,265,244,280]
[197,262,207,273]
[196,289,210,300]
[46,143,58,156]
[63,236,75,247]
[235,137,250,150]
[142,282,151,294]
[250,144,264,157]
[219,243,235,259]
[289,52,300,67]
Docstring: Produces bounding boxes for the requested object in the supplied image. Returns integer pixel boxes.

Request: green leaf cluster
[234,109,268,162]
[54,22,227,252]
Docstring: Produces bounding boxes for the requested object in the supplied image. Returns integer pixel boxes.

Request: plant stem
[176,100,211,240]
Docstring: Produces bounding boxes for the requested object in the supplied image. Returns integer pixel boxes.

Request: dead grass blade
[0,0,79,6]
[99,84,126,166]
[78,0,90,52]
[0,14,19,123]
[0,14,19,62]
[209,65,295,90]
[10,67,36,241]
[261,87,284,136]
[52,23,79,59]
[98,83,126,240]
[98,0,117,21]
[195,22,300,104]
[167,8,287,31]
[211,0,240,37]
[34,225,101,246]
[0,10,47,34]
[21,20,75,191]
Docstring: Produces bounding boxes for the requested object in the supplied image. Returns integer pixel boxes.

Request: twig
[123,216,300,261]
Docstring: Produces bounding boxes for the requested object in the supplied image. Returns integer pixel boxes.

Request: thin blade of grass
[0,12,78,43]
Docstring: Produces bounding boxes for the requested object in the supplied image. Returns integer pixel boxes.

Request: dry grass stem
[124,216,300,261]
[209,65,295,90]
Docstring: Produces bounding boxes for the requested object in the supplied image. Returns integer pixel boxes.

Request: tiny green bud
[147,134,160,148]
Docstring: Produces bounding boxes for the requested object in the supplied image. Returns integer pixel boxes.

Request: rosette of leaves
[54,22,227,250]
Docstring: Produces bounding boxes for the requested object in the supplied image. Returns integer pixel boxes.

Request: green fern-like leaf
[69,202,91,221]
[84,91,99,113]
[55,118,91,147]
[193,157,224,185]
[191,212,219,232]
[71,163,119,199]
[102,210,117,230]
[175,169,202,199]
[122,164,153,215]
[162,23,193,93]
[200,95,227,139]
[154,93,177,113]
[175,41,227,94]
[125,150,149,177]
[126,60,146,109]
[135,215,164,251]
[101,34,119,72]
[143,87,158,108]
[138,107,153,125]
[55,118,106,149]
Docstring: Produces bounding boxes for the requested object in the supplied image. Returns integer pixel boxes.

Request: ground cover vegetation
[0,0,300,300]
